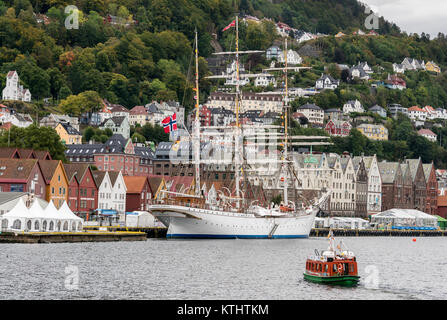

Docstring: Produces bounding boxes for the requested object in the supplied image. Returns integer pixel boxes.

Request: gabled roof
[378,162,400,184]
[406,158,423,182]
[38,160,63,184]
[0,159,39,182]
[123,176,150,194]
[418,129,436,136]
[108,171,120,186]
[63,163,90,184]
[100,116,127,127]
[92,171,108,187]
[422,163,434,183]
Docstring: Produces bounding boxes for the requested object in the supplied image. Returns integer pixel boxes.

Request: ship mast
[234,15,242,209]
[283,38,289,206]
[193,29,201,197]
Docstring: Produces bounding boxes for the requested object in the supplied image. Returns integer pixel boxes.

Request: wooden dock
[310,228,447,237]
[0,231,147,243]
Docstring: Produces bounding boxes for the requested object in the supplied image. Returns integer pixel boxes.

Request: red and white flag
[222,20,236,32]
[161,113,178,133]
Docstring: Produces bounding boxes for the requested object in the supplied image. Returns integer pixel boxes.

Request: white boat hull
[149,205,319,239]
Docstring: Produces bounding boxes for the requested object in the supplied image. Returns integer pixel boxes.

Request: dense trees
[0,124,67,161]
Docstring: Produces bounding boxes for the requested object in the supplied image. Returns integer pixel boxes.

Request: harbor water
[0,237,446,300]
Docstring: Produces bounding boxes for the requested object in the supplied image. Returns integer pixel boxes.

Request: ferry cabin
[305,258,358,277]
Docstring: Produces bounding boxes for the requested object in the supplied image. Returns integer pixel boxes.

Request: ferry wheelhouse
[303,231,360,286]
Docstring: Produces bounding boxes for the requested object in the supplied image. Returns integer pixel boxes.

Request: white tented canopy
[313,217,370,229]
[371,209,438,229]
[0,199,84,233]
[58,201,84,232]
[1,198,33,231]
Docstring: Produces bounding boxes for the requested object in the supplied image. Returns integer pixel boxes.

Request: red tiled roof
[408,106,425,112]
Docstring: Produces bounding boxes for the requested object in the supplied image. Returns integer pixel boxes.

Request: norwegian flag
[161,113,178,133]
[222,20,236,32]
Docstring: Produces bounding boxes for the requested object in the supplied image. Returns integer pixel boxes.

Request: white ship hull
[149,205,319,239]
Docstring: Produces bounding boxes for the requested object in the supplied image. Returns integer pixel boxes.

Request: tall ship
[148,17,331,238]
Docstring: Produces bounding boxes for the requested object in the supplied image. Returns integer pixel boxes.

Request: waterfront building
[0,159,46,199]
[406,158,427,213]
[63,163,98,217]
[327,154,356,217]
[2,71,31,102]
[92,171,112,211]
[364,155,382,215]
[39,160,69,209]
[55,122,82,145]
[378,161,403,212]
[353,157,368,217]
[123,176,153,212]
[398,162,414,209]
[423,162,438,215]
[108,171,127,215]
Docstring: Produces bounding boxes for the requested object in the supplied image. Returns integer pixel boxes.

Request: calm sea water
[0,237,446,300]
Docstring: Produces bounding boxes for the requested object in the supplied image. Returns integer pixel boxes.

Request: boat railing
[152,198,246,213]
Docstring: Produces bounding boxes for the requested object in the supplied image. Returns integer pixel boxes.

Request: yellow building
[357,124,388,141]
[55,122,82,145]
[425,61,441,74]
[39,160,69,208]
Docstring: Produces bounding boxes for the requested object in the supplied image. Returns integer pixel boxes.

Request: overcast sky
[359,0,447,37]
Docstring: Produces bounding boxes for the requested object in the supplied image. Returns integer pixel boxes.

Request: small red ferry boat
[303,231,360,286]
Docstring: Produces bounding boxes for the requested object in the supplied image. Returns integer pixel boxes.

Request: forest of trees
[1,0,447,164]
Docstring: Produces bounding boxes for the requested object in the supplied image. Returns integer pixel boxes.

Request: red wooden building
[123,176,153,212]
[0,158,46,199]
[63,163,98,217]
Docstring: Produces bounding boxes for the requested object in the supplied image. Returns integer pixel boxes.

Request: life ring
[338,263,343,274]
